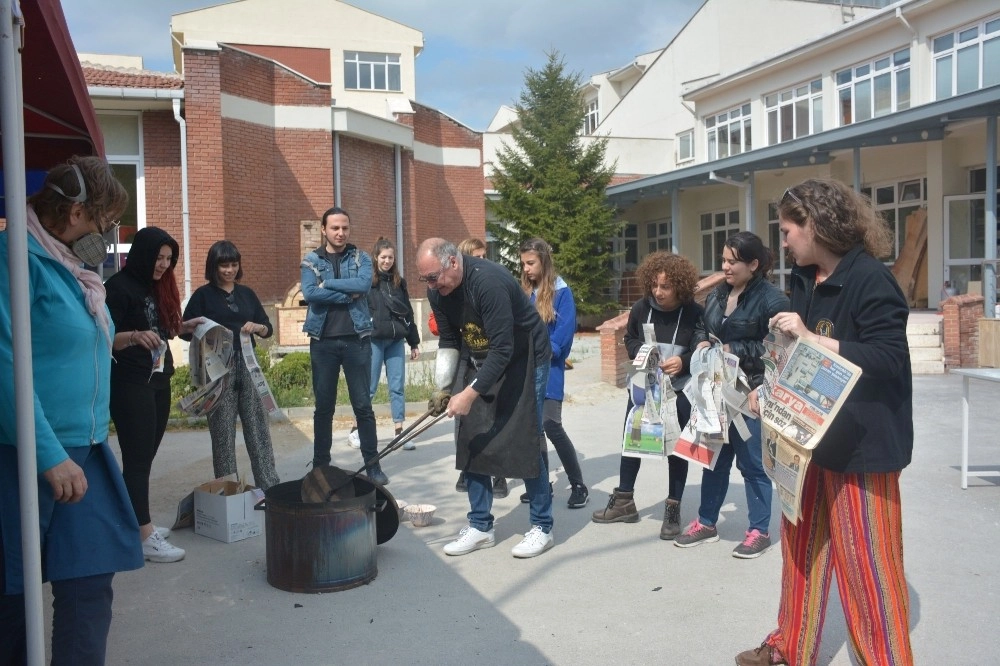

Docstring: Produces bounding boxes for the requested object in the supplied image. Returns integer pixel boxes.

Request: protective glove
[428,390,451,417]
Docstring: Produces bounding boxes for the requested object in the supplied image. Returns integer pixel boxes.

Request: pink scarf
[26,205,112,348]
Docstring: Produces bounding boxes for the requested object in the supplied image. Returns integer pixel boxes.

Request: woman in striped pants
[737,179,914,666]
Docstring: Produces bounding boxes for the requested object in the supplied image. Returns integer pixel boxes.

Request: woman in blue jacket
[518,238,589,508]
[0,157,143,664]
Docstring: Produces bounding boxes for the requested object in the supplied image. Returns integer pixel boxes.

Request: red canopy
[16,0,104,169]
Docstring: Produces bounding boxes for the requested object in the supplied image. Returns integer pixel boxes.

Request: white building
[486,0,1000,312]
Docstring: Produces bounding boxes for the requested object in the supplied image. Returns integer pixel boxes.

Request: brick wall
[142,111,184,279]
[598,311,629,388]
[943,294,983,368]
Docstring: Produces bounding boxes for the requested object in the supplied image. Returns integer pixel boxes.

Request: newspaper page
[178,319,234,417]
[758,332,862,522]
[621,344,682,459]
[240,332,279,415]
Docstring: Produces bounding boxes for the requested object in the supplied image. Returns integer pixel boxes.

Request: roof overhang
[332,106,413,149]
[607,85,1000,206]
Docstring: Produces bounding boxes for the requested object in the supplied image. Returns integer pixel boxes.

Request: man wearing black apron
[417,238,555,558]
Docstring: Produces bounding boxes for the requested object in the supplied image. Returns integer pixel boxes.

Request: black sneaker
[366,463,389,486]
[520,482,553,503]
[455,472,467,493]
[492,477,509,498]
[567,485,589,508]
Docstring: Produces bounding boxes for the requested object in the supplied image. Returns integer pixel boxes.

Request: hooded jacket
[367,271,420,347]
[105,226,179,386]
[531,276,576,401]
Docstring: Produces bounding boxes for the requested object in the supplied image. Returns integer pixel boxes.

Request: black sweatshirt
[182,282,272,357]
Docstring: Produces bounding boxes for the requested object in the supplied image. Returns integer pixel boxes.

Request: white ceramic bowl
[403,503,436,527]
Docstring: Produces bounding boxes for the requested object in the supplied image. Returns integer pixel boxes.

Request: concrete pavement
[94,335,999,665]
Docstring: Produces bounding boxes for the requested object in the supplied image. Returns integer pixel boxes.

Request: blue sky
[62,0,702,131]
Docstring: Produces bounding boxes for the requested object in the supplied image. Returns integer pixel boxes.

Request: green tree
[487,51,619,316]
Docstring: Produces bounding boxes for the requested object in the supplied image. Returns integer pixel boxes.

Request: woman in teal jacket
[0,157,143,664]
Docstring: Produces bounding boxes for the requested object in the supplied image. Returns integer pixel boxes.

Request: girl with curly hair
[592,251,707,539]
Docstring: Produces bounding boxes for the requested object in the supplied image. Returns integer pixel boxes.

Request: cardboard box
[193,479,265,543]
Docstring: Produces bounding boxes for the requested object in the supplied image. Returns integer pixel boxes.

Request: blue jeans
[311,335,377,465]
[370,337,406,424]
[467,363,553,533]
[697,416,773,534]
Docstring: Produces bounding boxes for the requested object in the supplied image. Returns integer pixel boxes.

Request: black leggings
[618,391,691,501]
[109,379,170,526]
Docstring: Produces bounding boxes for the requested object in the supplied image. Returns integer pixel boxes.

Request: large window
[706,103,751,161]
[700,210,740,272]
[836,47,910,125]
[677,130,693,163]
[933,15,1000,100]
[344,51,401,91]
[583,99,600,135]
[765,79,822,144]
[96,112,144,279]
[861,178,926,261]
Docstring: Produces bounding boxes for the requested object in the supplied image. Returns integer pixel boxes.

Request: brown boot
[591,488,639,523]
[659,498,681,540]
[735,642,787,666]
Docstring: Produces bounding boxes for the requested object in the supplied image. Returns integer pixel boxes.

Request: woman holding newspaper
[106,227,203,564]
[734,179,913,666]
[183,240,280,492]
[674,231,788,558]
[592,251,706,538]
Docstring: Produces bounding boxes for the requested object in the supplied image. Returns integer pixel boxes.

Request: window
[344,51,401,91]
[765,79,822,144]
[836,48,910,125]
[645,219,672,254]
[96,112,144,279]
[614,223,639,271]
[583,99,600,135]
[861,178,926,261]
[933,15,1000,100]
[705,103,752,160]
[969,166,1000,193]
[677,130,694,163]
[700,209,740,272]
[767,202,790,292]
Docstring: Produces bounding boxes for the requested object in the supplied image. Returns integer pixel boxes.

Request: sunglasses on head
[781,187,804,207]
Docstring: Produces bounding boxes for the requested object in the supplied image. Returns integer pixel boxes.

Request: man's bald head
[416,238,463,295]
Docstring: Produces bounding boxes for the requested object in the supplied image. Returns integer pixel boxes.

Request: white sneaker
[347,427,361,449]
[143,531,185,563]
[154,525,171,539]
[511,525,554,558]
[443,526,495,556]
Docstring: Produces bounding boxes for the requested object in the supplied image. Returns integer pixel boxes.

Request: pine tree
[487,51,619,316]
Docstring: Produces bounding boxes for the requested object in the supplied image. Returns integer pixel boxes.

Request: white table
[952,368,1000,489]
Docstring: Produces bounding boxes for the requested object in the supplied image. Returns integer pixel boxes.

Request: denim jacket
[300,243,373,339]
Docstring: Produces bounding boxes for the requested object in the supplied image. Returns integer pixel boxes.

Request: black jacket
[703,275,789,388]
[788,247,912,473]
[105,227,179,386]
[624,298,707,371]
[367,272,420,347]
[182,283,272,357]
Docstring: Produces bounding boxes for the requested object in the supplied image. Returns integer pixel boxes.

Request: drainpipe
[670,186,680,254]
[333,132,342,207]
[709,171,753,232]
[172,98,192,300]
[394,144,404,276]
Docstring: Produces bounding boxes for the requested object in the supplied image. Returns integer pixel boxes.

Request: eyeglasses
[781,187,804,207]
[225,292,239,312]
[417,271,442,284]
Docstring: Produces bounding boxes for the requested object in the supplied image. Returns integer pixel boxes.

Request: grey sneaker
[732,529,771,559]
[567,484,589,508]
[674,520,719,548]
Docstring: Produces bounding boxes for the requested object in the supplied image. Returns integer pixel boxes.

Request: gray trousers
[207,359,280,490]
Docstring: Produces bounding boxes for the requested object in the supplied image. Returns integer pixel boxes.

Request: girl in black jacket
[735,179,913,666]
[106,227,202,564]
[349,238,420,448]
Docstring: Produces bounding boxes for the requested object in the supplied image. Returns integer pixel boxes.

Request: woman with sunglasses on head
[0,157,144,664]
[735,180,913,666]
[182,241,279,491]
[674,231,788,559]
[592,251,706,536]
[519,238,589,508]
[347,238,421,449]
[106,227,204,565]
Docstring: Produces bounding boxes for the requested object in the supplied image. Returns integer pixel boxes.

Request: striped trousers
[207,359,280,490]
[765,465,913,666]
